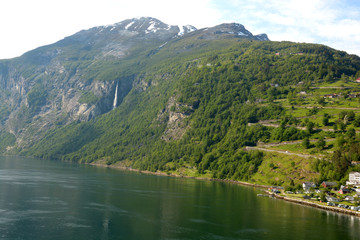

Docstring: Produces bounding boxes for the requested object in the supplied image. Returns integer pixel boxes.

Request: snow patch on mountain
[125,21,135,30]
[159,42,168,49]
[238,31,248,36]
[178,25,197,36]
[145,21,158,33]
[255,34,270,41]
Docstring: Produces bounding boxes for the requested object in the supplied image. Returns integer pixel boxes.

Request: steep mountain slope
[1,17,360,186]
[0,17,268,152]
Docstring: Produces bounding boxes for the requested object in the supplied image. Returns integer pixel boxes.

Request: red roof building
[338,188,350,194]
[321,181,337,188]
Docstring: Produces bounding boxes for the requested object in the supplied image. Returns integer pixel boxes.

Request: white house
[302,182,316,190]
[344,195,355,201]
[346,172,360,185]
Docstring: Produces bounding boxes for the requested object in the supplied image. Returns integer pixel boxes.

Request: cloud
[217,0,360,56]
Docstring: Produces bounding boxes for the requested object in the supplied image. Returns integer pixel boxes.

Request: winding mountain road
[244,146,324,159]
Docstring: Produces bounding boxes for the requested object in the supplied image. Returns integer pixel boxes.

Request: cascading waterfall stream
[113,82,118,110]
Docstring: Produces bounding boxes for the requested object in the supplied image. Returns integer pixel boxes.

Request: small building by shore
[302,182,316,190]
[321,181,337,188]
[346,172,360,185]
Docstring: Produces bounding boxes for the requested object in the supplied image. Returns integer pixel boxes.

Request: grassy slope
[252,152,319,186]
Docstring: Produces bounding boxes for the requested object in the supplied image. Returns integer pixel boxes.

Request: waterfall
[113,82,118,110]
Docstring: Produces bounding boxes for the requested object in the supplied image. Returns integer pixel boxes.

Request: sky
[0,0,359,59]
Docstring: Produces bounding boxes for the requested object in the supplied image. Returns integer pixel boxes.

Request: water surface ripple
[0,156,359,240]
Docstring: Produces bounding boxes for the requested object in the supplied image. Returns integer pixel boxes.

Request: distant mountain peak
[255,33,270,41]
[112,17,198,37]
[67,17,268,46]
[188,22,269,41]
[100,17,269,41]
[114,17,173,33]
[178,25,197,36]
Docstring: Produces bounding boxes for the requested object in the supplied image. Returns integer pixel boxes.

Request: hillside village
[247,76,360,212]
[266,171,360,213]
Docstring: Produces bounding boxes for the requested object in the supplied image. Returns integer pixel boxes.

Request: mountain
[193,23,269,40]
[0,17,269,151]
[0,17,360,186]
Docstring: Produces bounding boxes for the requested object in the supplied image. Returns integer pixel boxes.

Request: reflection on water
[0,156,359,240]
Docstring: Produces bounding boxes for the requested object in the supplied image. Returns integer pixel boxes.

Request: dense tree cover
[311,117,360,184]
[0,132,16,152]
[27,83,48,113]
[19,39,360,183]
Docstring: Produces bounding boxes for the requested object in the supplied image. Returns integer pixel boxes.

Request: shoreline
[89,161,360,218]
[272,193,360,217]
[89,162,270,188]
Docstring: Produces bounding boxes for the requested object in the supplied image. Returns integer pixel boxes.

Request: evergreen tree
[316,136,326,150]
[322,113,330,126]
[302,137,311,149]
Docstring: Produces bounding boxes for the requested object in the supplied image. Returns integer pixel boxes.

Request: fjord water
[0,156,359,240]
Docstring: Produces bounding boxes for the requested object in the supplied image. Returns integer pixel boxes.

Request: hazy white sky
[0,0,359,59]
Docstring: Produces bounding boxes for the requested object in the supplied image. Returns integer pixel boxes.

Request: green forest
[5,37,360,187]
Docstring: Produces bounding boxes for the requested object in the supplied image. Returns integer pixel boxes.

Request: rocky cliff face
[0,45,134,149]
[0,17,269,152]
[0,61,132,148]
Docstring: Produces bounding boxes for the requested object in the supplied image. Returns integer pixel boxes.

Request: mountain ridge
[12,17,269,62]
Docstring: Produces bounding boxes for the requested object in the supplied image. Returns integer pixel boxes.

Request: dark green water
[0,156,359,240]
